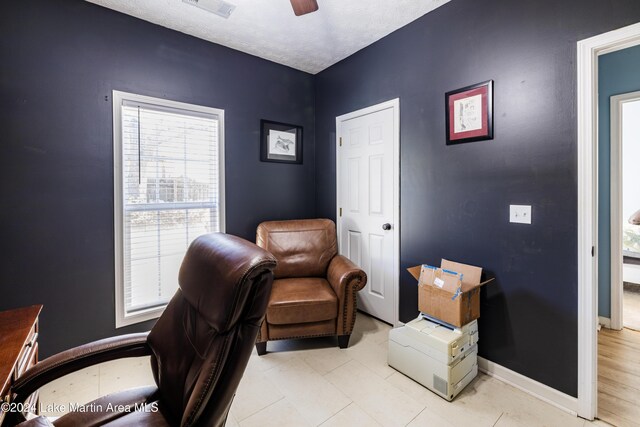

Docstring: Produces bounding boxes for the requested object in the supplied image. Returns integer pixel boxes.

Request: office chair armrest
[327,255,367,336]
[16,416,55,427]
[11,333,151,406]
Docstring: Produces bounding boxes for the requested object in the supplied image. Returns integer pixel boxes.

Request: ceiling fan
[183,0,318,18]
[290,0,319,16]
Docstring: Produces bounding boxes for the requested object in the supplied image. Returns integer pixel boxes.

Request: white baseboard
[478,357,578,416]
[598,316,611,329]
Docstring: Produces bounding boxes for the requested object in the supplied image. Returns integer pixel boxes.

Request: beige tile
[247,347,299,372]
[35,313,594,427]
[263,357,351,425]
[345,337,396,379]
[494,382,585,427]
[588,418,615,426]
[229,367,284,422]
[238,398,312,427]
[298,345,352,375]
[425,375,506,427]
[385,371,434,402]
[387,371,502,427]
[350,313,392,346]
[98,357,155,396]
[386,372,501,426]
[38,365,100,417]
[325,360,425,427]
[406,407,456,427]
[320,402,382,427]
[224,412,240,427]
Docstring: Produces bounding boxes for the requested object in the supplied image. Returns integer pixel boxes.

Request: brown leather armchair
[254,219,366,355]
[10,233,277,427]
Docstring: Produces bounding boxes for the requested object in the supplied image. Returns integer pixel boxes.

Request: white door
[336,99,399,325]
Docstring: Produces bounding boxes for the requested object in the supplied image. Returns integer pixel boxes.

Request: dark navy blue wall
[4,0,640,398]
[0,0,315,357]
[315,0,640,396]
[597,45,640,318]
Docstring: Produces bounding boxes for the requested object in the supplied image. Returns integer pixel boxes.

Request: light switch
[510,205,532,224]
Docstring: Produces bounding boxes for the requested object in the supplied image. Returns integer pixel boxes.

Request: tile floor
[39,314,612,427]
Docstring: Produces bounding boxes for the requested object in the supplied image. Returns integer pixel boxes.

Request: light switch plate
[510,205,532,224]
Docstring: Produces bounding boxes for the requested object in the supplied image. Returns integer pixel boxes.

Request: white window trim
[112,90,225,328]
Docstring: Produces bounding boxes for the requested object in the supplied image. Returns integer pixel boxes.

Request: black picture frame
[260,119,303,164]
[445,80,493,145]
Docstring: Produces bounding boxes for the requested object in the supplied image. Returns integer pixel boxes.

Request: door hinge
[592,246,595,257]
[339,208,342,217]
[339,137,342,147]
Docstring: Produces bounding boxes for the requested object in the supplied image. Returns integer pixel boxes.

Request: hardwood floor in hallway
[598,327,640,426]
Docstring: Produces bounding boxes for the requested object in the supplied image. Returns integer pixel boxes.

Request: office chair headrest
[178,233,277,332]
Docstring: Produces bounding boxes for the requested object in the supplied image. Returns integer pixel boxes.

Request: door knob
[382,223,391,230]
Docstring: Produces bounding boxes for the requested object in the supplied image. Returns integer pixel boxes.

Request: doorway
[611,92,640,332]
[598,90,640,426]
[335,98,400,326]
[577,21,640,421]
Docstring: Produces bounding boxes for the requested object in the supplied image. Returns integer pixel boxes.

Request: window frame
[112,90,225,328]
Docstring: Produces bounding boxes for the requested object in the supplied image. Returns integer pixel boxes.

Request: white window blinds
[114,91,224,327]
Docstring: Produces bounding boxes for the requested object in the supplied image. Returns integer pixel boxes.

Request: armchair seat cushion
[266,278,338,325]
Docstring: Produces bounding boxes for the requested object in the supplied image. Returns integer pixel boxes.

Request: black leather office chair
[9,233,277,427]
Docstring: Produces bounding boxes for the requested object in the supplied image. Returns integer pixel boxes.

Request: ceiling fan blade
[290,0,318,16]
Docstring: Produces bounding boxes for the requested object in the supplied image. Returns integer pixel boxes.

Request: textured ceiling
[85,0,450,74]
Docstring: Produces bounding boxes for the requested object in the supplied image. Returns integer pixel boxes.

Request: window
[113,91,225,327]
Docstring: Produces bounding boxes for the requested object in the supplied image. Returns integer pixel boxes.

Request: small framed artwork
[260,119,303,164]
[445,80,493,145]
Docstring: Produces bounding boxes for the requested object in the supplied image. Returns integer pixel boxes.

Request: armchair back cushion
[256,219,337,279]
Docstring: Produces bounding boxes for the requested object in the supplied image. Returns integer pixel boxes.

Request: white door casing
[336,99,400,326]
[577,21,640,420]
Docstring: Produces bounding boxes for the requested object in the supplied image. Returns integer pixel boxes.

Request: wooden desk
[0,305,42,425]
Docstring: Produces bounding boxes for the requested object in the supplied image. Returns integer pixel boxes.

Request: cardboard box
[407,259,493,327]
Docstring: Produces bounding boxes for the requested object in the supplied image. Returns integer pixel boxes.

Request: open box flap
[407,265,421,281]
[408,263,495,293]
[412,264,461,294]
[441,259,481,288]
[460,277,495,292]
[437,270,463,293]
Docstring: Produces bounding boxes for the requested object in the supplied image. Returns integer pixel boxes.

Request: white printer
[388,316,478,401]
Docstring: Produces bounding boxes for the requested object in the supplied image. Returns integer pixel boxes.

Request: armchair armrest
[327,255,367,336]
[12,333,151,406]
[327,255,367,293]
